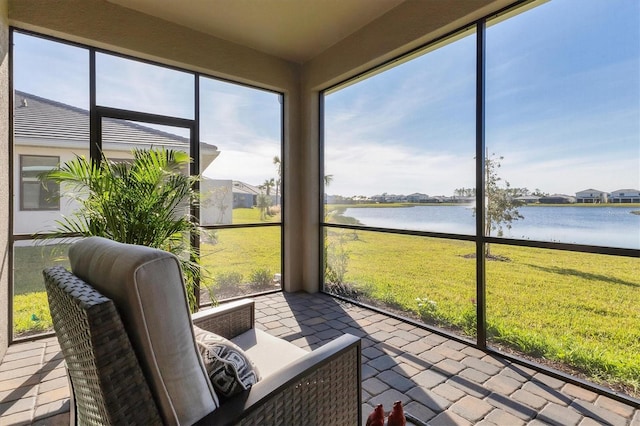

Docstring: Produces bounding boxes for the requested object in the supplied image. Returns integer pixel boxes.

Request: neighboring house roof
[610,189,640,194]
[232,181,261,195]
[539,194,576,201]
[14,91,219,167]
[576,189,606,195]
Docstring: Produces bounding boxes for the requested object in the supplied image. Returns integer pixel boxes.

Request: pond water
[341,205,640,249]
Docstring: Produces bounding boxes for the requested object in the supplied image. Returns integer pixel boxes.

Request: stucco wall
[0,0,9,357]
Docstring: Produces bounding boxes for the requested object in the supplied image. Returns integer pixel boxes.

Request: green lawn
[201,207,281,281]
[13,242,69,336]
[13,208,280,336]
[325,228,640,394]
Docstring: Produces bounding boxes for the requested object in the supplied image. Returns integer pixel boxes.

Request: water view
[341,205,640,249]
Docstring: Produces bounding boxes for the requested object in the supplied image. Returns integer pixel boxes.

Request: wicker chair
[43,237,361,426]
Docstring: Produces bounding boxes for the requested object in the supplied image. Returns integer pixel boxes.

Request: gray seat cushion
[69,236,218,426]
[231,328,308,377]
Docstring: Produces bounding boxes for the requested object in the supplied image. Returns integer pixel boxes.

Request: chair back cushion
[69,237,218,425]
[43,266,162,425]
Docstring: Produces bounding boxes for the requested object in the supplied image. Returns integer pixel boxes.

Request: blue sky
[12,0,639,197]
[325,0,639,197]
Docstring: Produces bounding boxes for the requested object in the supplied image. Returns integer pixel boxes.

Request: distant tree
[260,178,275,196]
[256,193,272,221]
[512,187,530,197]
[479,152,524,257]
[273,156,281,206]
[454,187,476,197]
[258,178,275,219]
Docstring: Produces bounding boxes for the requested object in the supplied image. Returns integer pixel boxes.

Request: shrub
[325,234,350,285]
[215,271,243,289]
[416,297,442,324]
[250,268,272,286]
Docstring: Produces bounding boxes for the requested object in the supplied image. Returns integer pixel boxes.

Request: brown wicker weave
[235,342,360,426]
[43,266,162,426]
[192,299,255,339]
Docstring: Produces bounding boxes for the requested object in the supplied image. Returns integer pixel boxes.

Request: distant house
[352,195,371,204]
[515,195,540,204]
[609,189,640,203]
[575,189,608,203]
[232,181,262,208]
[14,91,222,234]
[538,194,576,204]
[371,194,405,203]
[431,196,449,203]
[450,196,475,204]
[406,193,429,203]
[386,194,405,202]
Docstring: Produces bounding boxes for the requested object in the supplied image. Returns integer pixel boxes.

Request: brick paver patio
[1,292,638,425]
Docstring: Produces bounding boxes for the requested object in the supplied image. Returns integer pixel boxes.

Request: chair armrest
[195,333,362,426]
[192,299,255,339]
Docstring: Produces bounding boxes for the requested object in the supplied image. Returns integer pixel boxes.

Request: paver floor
[1,292,638,425]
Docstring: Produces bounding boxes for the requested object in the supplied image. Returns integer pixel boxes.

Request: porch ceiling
[106,0,406,63]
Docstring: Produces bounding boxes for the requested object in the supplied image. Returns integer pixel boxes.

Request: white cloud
[325,140,475,196]
[501,153,640,194]
[199,88,281,185]
[96,54,194,118]
[203,142,279,184]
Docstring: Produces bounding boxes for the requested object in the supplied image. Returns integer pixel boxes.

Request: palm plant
[273,155,281,207]
[41,148,202,311]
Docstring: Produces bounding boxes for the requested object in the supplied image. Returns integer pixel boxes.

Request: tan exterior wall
[0,0,9,356]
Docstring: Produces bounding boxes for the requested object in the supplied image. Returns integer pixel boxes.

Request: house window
[20,155,59,210]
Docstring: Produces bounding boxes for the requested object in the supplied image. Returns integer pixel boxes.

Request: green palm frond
[39,147,203,312]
